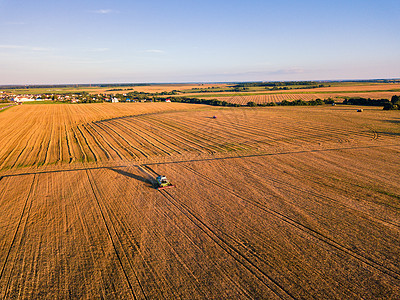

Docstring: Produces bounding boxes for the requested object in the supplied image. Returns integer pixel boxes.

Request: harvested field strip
[0,111,42,169]
[221,111,354,139]
[7,123,38,169]
[86,123,124,160]
[265,154,400,228]
[0,175,35,284]
[77,125,98,162]
[0,174,36,299]
[180,164,400,280]
[242,157,400,271]
[107,119,175,156]
[96,168,212,298]
[92,122,132,160]
[188,112,311,144]
[149,115,258,150]
[147,166,367,298]
[160,111,351,149]
[116,118,193,154]
[81,124,110,161]
[160,189,294,300]
[124,116,216,154]
[85,170,143,299]
[0,171,140,298]
[289,150,400,210]
[221,110,374,142]
[134,116,220,153]
[140,115,242,152]
[89,167,278,298]
[171,151,400,273]
[70,126,88,163]
[104,121,152,158]
[106,120,151,158]
[141,166,290,298]
[149,161,400,297]
[92,122,138,160]
[0,104,397,172]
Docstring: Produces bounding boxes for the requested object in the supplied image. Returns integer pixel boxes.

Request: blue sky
[0,0,399,84]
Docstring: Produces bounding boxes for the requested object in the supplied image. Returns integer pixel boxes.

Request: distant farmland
[0,102,399,298]
[211,91,400,105]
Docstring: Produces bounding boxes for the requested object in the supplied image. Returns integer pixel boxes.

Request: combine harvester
[156,175,174,190]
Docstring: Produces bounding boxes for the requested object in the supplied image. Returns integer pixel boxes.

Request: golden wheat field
[0,103,399,299]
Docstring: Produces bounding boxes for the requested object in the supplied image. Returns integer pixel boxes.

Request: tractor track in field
[116,119,175,156]
[0,174,36,298]
[64,125,74,163]
[98,121,142,159]
[150,197,253,299]
[89,123,124,160]
[94,122,140,159]
[181,165,400,281]
[107,120,151,158]
[86,169,147,300]
[138,116,220,153]
[71,126,87,163]
[128,117,211,155]
[158,188,295,300]
[141,165,294,299]
[82,123,111,159]
[243,159,400,224]
[77,125,98,162]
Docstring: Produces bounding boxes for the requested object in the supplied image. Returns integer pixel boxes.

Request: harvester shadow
[107,167,155,188]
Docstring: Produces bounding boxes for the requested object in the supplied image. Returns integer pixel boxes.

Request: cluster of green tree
[234,81,323,88]
[342,97,390,106]
[155,90,179,95]
[97,83,150,87]
[80,98,103,103]
[383,95,400,110]
[183,87,243,93]
[169,97,240,107]
[281,99,324,106]
[247,98,333,107]
[106,88,125,92]
[346,79,400,84]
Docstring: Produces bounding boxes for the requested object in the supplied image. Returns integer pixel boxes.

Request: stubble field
[0,103,399,298]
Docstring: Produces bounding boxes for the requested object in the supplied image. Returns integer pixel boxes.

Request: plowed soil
[0,103,399,298]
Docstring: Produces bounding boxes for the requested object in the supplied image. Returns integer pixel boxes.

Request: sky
[0,0,399,84]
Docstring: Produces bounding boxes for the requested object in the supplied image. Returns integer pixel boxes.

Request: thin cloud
[0,45,24,49]
[0,45,54,52]
[269,68,304,75]
[92,9,116,14]
[31,47,54,52]
[90,48,110,52]
[145,49,165,54]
